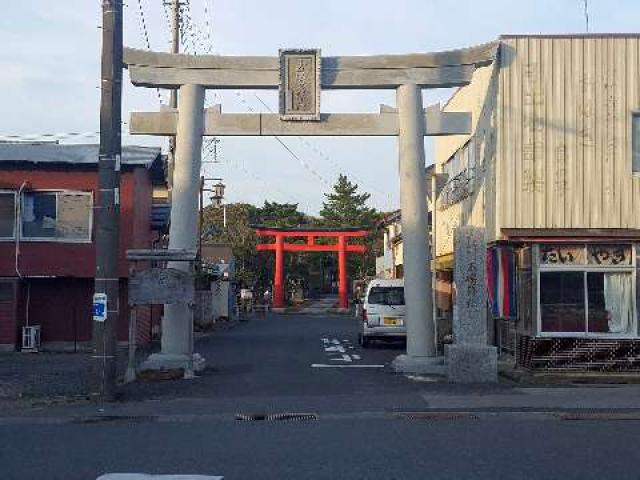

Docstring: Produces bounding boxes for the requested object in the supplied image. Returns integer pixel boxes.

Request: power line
[224,156,298,205]
[160,2,382,207]
[166,3,329,190]
[134,0,164,105]
[233,92,331,188]
[202,0,214,51]
[251,93,393,209]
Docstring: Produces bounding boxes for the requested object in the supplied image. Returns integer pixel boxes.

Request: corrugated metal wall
[497,36,640,231]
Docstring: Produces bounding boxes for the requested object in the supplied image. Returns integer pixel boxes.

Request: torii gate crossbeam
[255,227,367,310]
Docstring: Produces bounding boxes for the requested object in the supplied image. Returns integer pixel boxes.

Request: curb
[3,407,640,426]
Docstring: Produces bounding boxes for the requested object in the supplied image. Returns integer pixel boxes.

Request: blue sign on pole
[93,293,108,322]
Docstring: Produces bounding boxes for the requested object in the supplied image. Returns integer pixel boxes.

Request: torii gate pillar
[391,83,441,374]
[337,235,348,310]
[142,84,206,373]
[274,234,285,309]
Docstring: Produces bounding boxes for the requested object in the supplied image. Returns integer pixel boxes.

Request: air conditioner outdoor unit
[22,325,41,352]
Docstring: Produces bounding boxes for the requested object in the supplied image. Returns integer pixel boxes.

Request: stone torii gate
[255,226,367,310]
[124,42,498,373]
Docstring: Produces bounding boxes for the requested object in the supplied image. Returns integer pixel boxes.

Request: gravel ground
[0,352,94,400]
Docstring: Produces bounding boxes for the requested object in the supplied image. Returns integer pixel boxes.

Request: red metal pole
[338,235,348,309]
[274,234,284,308]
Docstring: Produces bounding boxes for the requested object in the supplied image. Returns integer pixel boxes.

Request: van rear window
[367,287,405,306]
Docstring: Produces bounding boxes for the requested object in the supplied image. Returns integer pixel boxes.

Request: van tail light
[362,308,367,322]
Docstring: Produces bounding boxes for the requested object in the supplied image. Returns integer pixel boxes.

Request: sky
[1,0,639,214]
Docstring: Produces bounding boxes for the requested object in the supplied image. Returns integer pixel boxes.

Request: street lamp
[199,176,226,258]
[210,180,226,207]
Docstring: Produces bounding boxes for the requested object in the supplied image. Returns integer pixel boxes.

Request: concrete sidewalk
[419,385,640,411]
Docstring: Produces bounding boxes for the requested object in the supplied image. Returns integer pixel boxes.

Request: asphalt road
[2,311,640,480]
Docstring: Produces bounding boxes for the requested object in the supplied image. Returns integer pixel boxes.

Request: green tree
[320,174,377,228]
[260,201,308,228]
[319,174,382,281]
[201,201,315,296]
[201,202,264,288]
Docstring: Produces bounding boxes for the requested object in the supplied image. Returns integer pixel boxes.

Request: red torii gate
[255,227,367,310]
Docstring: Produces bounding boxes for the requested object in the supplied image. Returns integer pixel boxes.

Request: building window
[538,244,636,336]
[540,271,586,332]
[633,112,640,174]
[0,191,16,239]
[21,191,92,242]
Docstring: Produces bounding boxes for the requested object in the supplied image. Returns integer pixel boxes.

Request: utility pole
[92,0,123,400]
[167,0,181,191]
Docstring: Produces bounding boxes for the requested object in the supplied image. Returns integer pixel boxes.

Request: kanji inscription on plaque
[129,268,194,305]
[279,48,321,121]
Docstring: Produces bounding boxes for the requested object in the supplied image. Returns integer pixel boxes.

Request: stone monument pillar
[445,226,497,382]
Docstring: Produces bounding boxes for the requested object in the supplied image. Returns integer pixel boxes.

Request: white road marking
[329,354,353,362]
[98,475,224,480]
[311,364,385,368]
[319,338,367,366]
[324,345,346,353]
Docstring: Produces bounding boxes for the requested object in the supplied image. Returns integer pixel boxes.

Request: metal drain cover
[235,412,318,422]
[73,415,157,424]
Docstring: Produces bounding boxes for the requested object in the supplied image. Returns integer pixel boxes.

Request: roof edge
[500,33,640,40]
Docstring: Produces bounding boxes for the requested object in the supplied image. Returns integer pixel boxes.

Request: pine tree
[320,174,381,279]
[320,174,377,228]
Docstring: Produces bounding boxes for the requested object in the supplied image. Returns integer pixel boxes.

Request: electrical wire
[233,93,331,188]
[159,1,386,211]
[251,93,393,210]
[202,0,214,52]
[135,0,164,105]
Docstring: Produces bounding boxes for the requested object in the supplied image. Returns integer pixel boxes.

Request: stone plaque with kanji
[129,268,195,306]
[279,48,321,121]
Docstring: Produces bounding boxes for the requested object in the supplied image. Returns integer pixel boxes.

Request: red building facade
[0,144,168,351]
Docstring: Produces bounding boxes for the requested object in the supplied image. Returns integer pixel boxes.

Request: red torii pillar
[256,227,367,310]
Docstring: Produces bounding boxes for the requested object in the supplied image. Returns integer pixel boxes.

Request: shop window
[587,272,634,334]
[539,243,636,336]
[540,272,585,333]
[0,192,16,239]
[21,191,92,241]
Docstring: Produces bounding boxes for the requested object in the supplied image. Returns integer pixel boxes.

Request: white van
[359,278,406,347]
